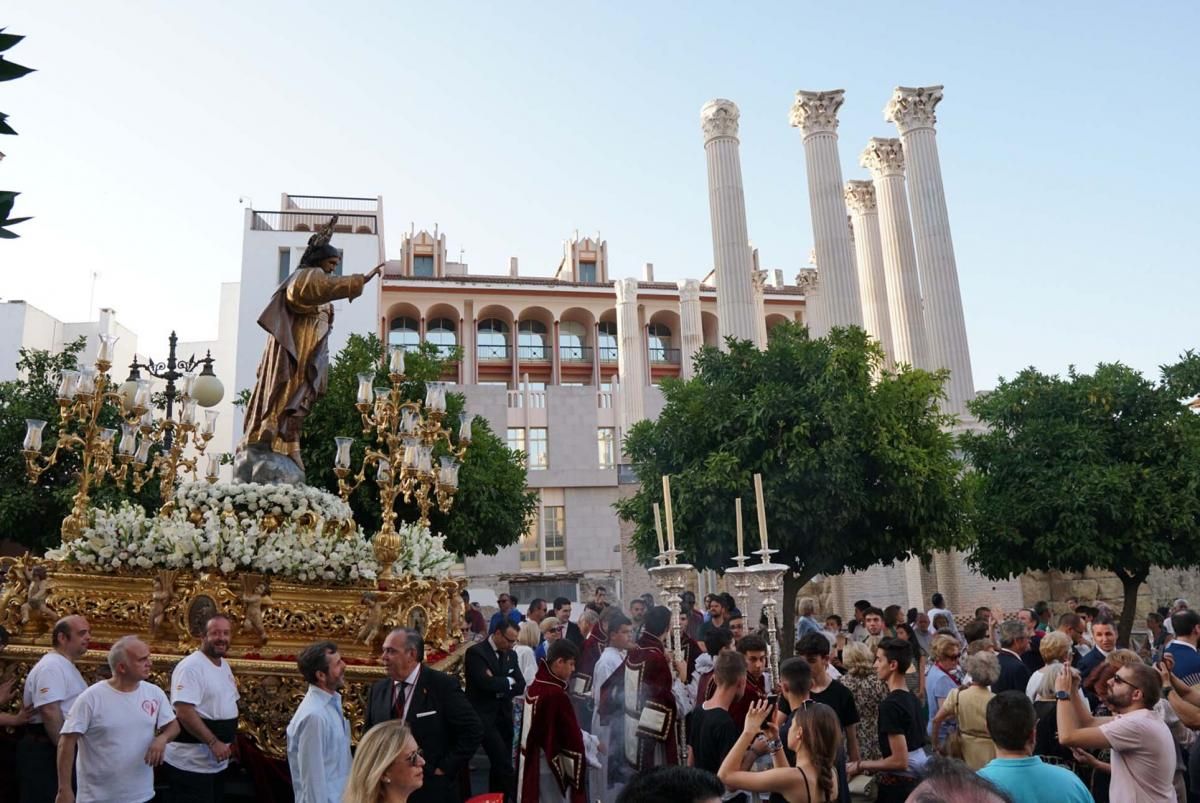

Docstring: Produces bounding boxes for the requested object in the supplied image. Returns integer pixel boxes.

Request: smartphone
[764,693,779,720]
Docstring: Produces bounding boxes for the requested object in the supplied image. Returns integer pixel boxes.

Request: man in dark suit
[553,596,583,649]
[465,618,526,802]
[364,627,482,802]
[992,620,1033,694]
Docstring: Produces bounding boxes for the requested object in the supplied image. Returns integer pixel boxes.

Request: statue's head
[300,243,340,272]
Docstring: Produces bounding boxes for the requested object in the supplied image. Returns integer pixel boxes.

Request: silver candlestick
[750,547,788,692]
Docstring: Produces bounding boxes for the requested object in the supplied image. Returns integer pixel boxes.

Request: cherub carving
[356,592,386,645]
[241,582,273,645]
[20,565,55,625]
[148,572,177,639]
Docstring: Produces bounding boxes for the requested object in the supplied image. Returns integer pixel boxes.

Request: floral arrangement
[45,482,457,583]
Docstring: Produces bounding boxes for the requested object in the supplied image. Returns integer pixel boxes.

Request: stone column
[795,268,824,337]
[615,278,646,431]
[677,279,704,379]
[859,138,929,370]
[844,180,896,368]
[886,86,974,415]
[752,270,768,348]
[700,99,758,347]
[789,90,863,329]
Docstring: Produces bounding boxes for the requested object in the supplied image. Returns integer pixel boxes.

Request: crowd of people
[3,588,1199,803]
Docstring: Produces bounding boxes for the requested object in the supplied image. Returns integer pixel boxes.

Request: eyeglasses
[405,748,424,767]
[944,653,961,661]
[1111,674,1134,688]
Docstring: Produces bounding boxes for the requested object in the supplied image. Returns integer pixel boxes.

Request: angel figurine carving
[236,215,383,483]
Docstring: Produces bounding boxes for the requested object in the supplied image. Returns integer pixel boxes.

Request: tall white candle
[662,475,676,553]
[735,497,744,557]
[653,503,665,555]
[753,473,768,553]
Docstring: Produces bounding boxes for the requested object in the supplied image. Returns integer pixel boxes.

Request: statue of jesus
[238,216,382,478]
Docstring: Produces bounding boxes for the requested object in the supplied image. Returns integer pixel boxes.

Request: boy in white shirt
[57,636,179,803]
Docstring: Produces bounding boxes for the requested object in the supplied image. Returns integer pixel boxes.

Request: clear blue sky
[3,2,1197,389]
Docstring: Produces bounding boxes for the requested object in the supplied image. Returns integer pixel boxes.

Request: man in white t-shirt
[57,635,179,803]
[164,615,240,802]
[20,615,91,803]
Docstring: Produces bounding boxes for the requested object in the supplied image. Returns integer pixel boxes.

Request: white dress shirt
[393,664,421,721]
[286,685,351,803]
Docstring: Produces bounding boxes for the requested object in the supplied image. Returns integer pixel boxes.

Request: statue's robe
[518,661,589,803]
[240,267,364,454]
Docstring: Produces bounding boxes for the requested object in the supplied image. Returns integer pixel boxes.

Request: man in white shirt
[164,615,240,802]
[57,635,179,803]
[591,612,632,800]
[286,640,351,803]
[927,592,961,638]
[20,615,91,803]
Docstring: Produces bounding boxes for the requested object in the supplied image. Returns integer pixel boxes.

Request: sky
[3,2,1198,390]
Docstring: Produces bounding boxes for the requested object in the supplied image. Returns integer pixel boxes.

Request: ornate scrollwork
[859,137,905,178]
[884,85,943,134]
[789,89,845,137]
[700,99,740,143]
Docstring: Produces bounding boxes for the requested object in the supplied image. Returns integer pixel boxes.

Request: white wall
[0,301,137,384]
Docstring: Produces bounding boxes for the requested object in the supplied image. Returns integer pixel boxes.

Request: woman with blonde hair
[1024,630,1072,700]
[343,719,425,803]
[514,620,540,686]
[929,651,998,770]
[838,641,887,762]
[718,698,841,802]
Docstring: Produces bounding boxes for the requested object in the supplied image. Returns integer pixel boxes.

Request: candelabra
[334,346,472,582]
[750,549,788,692]
[21,333,224,542]
[650,478,692,762]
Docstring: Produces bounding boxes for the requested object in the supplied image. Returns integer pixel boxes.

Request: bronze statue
[237,216,382,481]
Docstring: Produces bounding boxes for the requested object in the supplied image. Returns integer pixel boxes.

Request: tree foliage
[298,333,537,557]
[0,339,162,551]
[615,323,968,649]
[962,353,1200,644]
[1,28,34,238]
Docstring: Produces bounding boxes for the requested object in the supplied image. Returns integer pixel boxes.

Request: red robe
[519,661,588,803]
[570,623,607,726]
[723,670,767,731]
[622,631,681,770]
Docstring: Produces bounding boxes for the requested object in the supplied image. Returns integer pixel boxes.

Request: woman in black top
[718,700,840,803]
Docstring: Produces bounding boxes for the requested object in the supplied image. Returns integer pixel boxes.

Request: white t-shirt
[164,651,240,774]
[23,651,87,724]
[1100,707,1177,803]
[61,681,177,803]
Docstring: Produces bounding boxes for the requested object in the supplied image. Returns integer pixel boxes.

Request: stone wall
[1020,567,1200,619]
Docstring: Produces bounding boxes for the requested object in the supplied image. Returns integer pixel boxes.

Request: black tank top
[768,765,830,803]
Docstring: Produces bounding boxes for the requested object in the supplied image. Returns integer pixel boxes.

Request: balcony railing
[597,346,618,363]
[518,345,549,361]
[284,195,378,212]
[559,345,593,363]
[508,390,546,409]
[251,211,377,235]
[648,347,682,364]
[597,391,614,409]
[477,344,511,361]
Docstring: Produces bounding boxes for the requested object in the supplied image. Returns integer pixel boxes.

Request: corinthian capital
[789,89,845,137]
[677,278,701,304]
[843,180,877,215]
[796,268,819,295]
[859,137,905,178]
[701,99,740,143]
[615,277,639,304]
[884,85,944,134]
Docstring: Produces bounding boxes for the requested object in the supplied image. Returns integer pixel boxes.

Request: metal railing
[518,345,549,361]
[559,345,593,363]
[597,346,619,362]
[251,211,377,235]
[284,195,379,212]
[477,344,511,361]
[648,347,681,364]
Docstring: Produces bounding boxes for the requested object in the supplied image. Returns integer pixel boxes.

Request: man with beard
[164,615,240,803]
[518,640,601,803]
[286,641,352,803]
[592,613,633,800]
[623,606,691,772]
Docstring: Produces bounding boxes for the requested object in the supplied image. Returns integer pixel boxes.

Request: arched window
[518,320,548,360]
[559,321,587,362]
[597,321,618,362]
[477,319,509,360]
[389,316,420,351]
[426,317,457,356]
[648,323,672,362]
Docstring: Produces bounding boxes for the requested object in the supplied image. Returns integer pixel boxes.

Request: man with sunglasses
[1055,659,1175,802]
[466,619,526,802]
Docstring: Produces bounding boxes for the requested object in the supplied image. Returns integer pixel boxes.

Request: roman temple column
[844,180,896,368]
[789,90,863,329]
[700,99,758,347]
[677,279,704,379]
[885,86,974,415]
[859,138,929,370]
[615,277,646,431]
[752,270,768,348]
[796,268,825,337]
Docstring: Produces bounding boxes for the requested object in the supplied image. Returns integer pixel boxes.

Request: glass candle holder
[119,423,138,456]
[97,333,119,364]
[334,437,354,469]
[389,346,406,375]
[201,409,219,436]
[57,370,80,400]
[23,419,47,451]
[356,372,374,405]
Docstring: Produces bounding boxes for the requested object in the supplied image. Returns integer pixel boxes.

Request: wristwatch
[1055,690,1071,701]
[765,739,783,753]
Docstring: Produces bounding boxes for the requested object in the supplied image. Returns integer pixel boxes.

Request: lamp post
[120,331,224,450]
[334,345,473,582]
[21,332,224,541]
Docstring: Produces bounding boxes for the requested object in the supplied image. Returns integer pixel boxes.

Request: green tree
[0,339,161,551]
[1,28,35,238]
[962,354,1200,645]
[615,324,967,650]
[298,333,537,557]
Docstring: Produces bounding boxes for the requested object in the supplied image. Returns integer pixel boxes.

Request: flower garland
[46,482,457,583]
